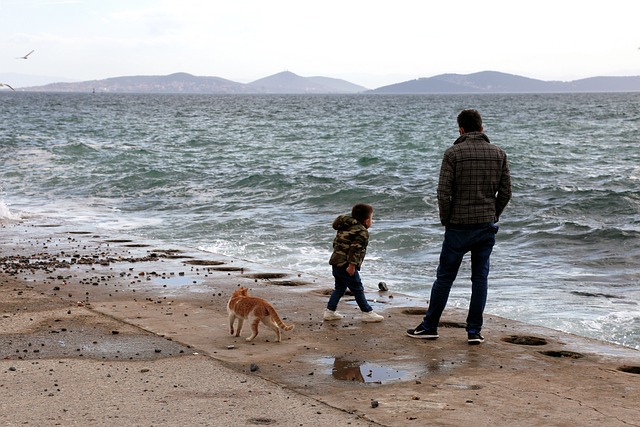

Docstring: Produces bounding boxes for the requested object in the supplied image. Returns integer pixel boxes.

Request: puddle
[617,365,640,375]
[164,254,194,259]
[402,308,426,316]
[208,266,244,272]
[244,273,289,279]
[539,350,585,359]
[319,357,412,383]
[150,249,183,255]
[184,260,226,266]
[502,335,548,346]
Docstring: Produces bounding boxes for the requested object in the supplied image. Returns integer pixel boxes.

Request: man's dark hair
[352,203,373,224]
[457,109,483,132]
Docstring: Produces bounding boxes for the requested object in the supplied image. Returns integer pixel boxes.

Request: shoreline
[1,219,639,426]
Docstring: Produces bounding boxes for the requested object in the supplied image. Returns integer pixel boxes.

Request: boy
[324,203,384,322]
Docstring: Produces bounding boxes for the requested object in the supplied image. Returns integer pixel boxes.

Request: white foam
[1,195,163,232]
[0,199,21,221]
[199,240,247,258]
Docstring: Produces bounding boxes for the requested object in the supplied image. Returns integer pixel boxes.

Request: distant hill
[24,72,254,94]
[307,76,368,93]
[14,70,640,94]
[22,71,367,94]
[0,72,75,88]
[369,71,640,93]
[247,71,366,93]
[561,76,640,92]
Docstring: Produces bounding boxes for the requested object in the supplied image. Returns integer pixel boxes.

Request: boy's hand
[346,264,356,276]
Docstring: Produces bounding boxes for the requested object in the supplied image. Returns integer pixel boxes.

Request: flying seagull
[0,83,15,91]
[17,49,34,59]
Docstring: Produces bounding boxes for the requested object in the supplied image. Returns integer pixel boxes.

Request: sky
[0,0,639,89]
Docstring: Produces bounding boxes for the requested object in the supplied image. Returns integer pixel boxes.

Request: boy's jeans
[421,223,498,334]
[328,265,373,313]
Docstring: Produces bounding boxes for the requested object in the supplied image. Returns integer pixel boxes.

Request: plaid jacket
[438,132,512,226]
[328,215,369,269]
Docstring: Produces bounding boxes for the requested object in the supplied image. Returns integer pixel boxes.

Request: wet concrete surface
[1,220,639,426]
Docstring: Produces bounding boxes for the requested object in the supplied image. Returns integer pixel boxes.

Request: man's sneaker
[468,332,485,345]
[361,311,384,322]
[323,309,343,321]
[406,324,439,339]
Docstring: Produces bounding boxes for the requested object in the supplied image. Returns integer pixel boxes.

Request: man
[407,109,512,345]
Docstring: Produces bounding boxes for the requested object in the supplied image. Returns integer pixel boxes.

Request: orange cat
[227,287,294,342]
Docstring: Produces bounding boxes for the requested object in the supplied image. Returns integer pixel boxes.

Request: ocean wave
[0,199,21,221]
[51,141,100,155]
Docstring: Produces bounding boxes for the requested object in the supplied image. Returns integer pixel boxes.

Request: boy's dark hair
[457,109,483,132]
[352,203,373,224]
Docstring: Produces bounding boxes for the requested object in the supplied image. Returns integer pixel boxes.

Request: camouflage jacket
[328,215,369,270]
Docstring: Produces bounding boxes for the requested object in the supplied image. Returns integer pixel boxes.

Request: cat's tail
[271,309,294,331]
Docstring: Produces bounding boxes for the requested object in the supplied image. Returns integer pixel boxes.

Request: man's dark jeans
[421,223,498,334]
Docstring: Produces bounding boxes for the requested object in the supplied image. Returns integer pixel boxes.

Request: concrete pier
[1,221,638,426]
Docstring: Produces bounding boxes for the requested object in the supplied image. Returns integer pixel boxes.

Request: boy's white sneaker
[323,309,343,321]
[361,311,384,322]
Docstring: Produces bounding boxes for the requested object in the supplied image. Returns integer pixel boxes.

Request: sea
[1,92,639,350]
